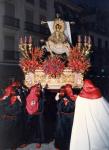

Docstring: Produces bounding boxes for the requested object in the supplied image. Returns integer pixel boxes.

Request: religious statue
[43,17,71,57]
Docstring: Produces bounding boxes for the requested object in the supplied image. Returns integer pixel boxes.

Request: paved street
[17,141,55,150]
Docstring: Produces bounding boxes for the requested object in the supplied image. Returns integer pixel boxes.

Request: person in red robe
[0,83,24,150]
[25,83,45,148]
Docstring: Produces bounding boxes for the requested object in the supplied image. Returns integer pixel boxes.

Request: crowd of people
[0,77,109,150]
[0,80,77,150]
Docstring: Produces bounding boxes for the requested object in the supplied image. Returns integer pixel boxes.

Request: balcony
[3,50,20,61]
[26,0,34,5]
[40,0,47,10]
[25,21,50,35]
[3,15,20,29]
[82,22,109,37]
[25,21,39,33]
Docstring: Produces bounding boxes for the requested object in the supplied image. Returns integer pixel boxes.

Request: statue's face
[55,24,62,31]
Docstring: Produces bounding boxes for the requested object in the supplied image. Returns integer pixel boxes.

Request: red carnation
[42,56,65,77]
[68,48,91,73]
[20,59,41,73]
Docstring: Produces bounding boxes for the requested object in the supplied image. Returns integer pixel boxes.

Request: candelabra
[19,36,32,59]
[76,35,92,56]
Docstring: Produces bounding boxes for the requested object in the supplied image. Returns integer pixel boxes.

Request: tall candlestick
[84,36,87,43]
[29,36,32,44]
[88,36,91,44]
[20,37,23,44]
[24,36,27,43]
[78,35,81,43]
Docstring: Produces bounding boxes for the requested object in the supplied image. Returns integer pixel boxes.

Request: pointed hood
[79,79,102,99]
[26,85,39,115]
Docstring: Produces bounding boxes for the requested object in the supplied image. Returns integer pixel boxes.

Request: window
[40,0,47,10]
[4,16,20,28]
[98,38,102,48]
[54,3,62,15]
[105,40,108,49]
[26,0,34,5]
[25,9,34,23]
[4,2,20,28]
[5,2,15,17]
[4,35,15,51]
[4,35,15,60]
[91,35,94,45]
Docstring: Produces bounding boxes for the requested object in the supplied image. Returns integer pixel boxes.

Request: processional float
[19,15,92,89]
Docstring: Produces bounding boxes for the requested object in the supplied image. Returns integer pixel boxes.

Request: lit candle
[88,36,91,44]
[84,36,87,43]
[24,36,27,43]
[78,35,81,43]
[20,37,23,44]
[29,36,32,44]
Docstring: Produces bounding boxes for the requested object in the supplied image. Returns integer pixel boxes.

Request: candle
[88,36,91,44]
[29,36,32,44]
[84,36,87,43]
[20,37,23,44]
[24,36,27,43]
[78,35,81,43]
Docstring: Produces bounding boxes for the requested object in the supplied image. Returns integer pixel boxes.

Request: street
[17,141,55,150]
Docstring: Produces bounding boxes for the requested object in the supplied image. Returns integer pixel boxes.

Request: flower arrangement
[68,47,91,73]
[20,47,43,73]
[42,56,65,77]
[20,59,41,73]
[30,47,43,62]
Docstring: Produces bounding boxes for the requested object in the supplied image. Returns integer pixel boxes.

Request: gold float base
[24,69,83,89]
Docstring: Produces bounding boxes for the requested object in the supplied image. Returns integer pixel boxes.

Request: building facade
[0,0,83,62]
[0,0,55,63]
[80,7,109,73]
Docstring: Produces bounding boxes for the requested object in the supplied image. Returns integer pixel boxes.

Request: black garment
[0,88,4,96]
[25,96,45,144]
[43,89,57,143]
[15,85,29,145]
[0,97,24,149]
[55,96,75,150]
[15,85,28,106]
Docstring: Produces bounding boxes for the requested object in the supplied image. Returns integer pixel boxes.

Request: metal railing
[24,21,50,35]
[24,21,39,33]
[3,15,20,28]
[3,50,20,61]
[26,0,35,5]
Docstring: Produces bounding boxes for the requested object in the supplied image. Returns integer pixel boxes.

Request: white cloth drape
[47,21,54,33]
[70,96,109,150]
[64,21,72,44]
